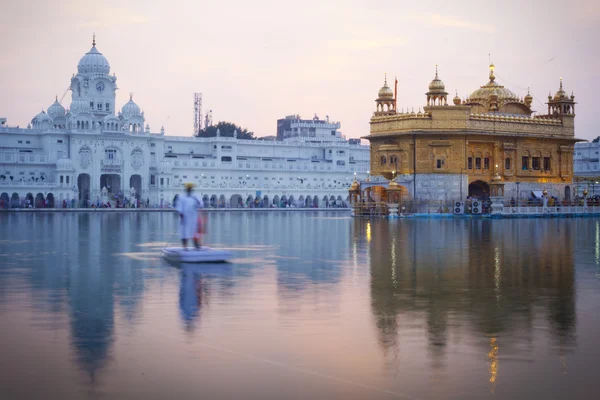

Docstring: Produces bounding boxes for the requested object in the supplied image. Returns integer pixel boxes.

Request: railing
[0,152,51,164]
[0,180,56,187]
[102,159,123,166]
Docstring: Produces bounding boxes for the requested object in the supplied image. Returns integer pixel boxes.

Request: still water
[0,212,599,399]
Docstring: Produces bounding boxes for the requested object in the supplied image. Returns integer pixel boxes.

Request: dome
[378,75,394,100]
[524,90,533,106]
[47,97,65,118]
[427,66,447,94]
[56,158,75,171]
[121,94,141,118]
[158,159,172,174]
[453,91,461,105]
[70,96,90,115]
[554,78,567,100]
[77,36,110,75]
[31,110,52,124]
[349,180,360,190]
[467,64,519,104]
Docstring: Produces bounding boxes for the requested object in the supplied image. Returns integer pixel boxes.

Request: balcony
[102,159,123,167]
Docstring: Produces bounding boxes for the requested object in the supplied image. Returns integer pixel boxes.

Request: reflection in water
[363,218,577,386]
[1,213,600,399]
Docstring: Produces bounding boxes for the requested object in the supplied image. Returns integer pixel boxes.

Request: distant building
[574,141,600,178]
[276,114,343,142]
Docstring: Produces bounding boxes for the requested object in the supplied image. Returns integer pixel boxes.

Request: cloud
[74,7,154,28]
[329,37,409,51]
[428,14,496,33]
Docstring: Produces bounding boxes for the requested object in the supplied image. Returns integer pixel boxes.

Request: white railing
[0,180,56,187]
[102,159,123,166]
[500,205,600,215]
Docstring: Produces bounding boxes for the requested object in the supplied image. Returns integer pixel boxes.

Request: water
[0,212,599,399]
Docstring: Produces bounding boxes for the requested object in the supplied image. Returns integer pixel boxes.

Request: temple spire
[92,33,96,47]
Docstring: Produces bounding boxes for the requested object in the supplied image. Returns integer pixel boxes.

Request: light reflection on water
[0,212,599,399]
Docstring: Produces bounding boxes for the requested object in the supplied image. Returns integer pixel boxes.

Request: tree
[195,121,255,140]
[592,136,600,143]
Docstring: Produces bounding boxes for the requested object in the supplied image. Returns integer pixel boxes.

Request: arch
[100,174,121,194]
[313,196,320,207]
[246,195,254,206]
[129,175,142,199]
[380,155,387,165]
[272,195,279,207]
[202,194,209,205]
[0,192,9,209]
[298,195,304,204]
[565,186,571,201]
[210,195,217,208]
[281,195,288,207]
[35,193,45,208]
[218,194,226,208]
[230,194,242,208]
[11,193,20,208]
[288,195,295,207]
[468,180,490,199]
[46,193,55,208]
[26,192,34,206]
[305,195,312,207]
[78,173,91,207]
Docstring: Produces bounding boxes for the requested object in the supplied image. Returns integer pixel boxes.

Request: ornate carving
[78,146,92,168]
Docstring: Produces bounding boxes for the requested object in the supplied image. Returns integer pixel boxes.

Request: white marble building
[0,38,370,208]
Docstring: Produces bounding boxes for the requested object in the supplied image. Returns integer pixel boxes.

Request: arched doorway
[218,194,226,208]
[35,193,45,208]
[468,180,490,199]
[210,195,217,208]
[26,193,34,207]
[288,195,295,207]
[565,186,571,201]
[100,174,121,194]
[129,175,142,200]
[230,194,242,208]
[46,193,55,208]
[78,173,91,207]
[272,195,279,207]
[305,195,312,207]
[281,195,288,207]
[298,195,304,207]
[0,192,8,209]
[11,193,19,208]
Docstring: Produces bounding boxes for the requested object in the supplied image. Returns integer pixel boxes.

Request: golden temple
[364,64,580,201]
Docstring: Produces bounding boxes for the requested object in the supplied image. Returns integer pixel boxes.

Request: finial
[384,73,387,85]
[129,92,133,101]
[92,33,96,46]
[559,77,563,89]
[435,64,438,78]
[489,62,495,82]
[55,95,58,101]
[527,87,530,94]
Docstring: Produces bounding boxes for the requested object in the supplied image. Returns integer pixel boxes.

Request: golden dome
[467,64,519,104]
[350,180,360,190]
[378,74,394,100]
[553,77,567,100]
[427,65,448,94]
[453,90,461,105]
[524,88,533,106]
[388,180,400,188]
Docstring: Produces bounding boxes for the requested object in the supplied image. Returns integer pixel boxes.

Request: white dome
[121,95,141,118]
[31,110,52,124]
[47,98,65,118]
[70,96,90,115]
[158,159,173,174]
[77,43,110,75]
[56,158,75,171]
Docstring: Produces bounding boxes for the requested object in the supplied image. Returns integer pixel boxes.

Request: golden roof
[427,65,447,94]
[553,78,568,101]
[350,180,360,190]
[378,75,394,100]
[467,64,520,104]
[453,90,461,105]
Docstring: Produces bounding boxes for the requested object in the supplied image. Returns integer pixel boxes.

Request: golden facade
[367,64,580,199]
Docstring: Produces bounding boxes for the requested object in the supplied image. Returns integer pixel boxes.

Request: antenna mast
[193,93,203,134]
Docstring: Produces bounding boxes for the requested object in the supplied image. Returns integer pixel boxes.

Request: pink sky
[1,0,598,140]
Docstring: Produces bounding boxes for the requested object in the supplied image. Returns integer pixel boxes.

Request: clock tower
[70,35,117,120]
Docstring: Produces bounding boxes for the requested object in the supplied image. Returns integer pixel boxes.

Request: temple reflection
[361,218,576,375]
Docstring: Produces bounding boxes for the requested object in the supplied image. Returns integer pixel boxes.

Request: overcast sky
[1,0,598,140]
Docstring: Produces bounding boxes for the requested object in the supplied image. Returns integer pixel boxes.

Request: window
[26,141,30,144]
[57,140,63,143]
[532,157,540,170]
[484,157,490,170]
[66,176,69,184]
[436,159,444,169]
[505,158,511,170]
[468,157,473,169]
[90,102,94,109]
[18,140,22,144]
[390,155,398,165]
[475,157,481,170]
[380,155,386,165]
[106,103,110,112]
[105,149,116,160]
[221,156,232,162]
[160,177,164,185]
[522,156,529,170]
[97,103,102,111]
[543,157,551,171]
[150,175,155,185]
[60,176,64,183]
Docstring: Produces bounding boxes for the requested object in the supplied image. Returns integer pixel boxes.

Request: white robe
[177,194,203,239]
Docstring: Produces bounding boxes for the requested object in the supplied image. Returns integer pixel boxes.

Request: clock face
[96,81,105,92]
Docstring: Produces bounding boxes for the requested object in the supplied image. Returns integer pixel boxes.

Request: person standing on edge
[177,183,204,250]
